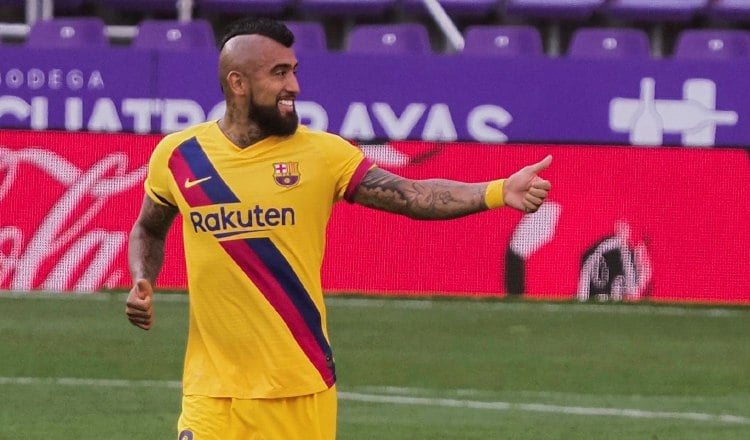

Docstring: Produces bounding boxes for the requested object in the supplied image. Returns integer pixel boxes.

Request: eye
[273,66,298,78]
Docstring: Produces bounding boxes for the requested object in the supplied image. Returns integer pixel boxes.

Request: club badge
[273,162,300,187]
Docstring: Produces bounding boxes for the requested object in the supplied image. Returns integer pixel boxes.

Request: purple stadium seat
[673,29,750,60]
[567,27,651,58]
[132,19,216,51]
[297,0,397,18]
[605,0,709,22]
[504,0,605,20]
[462,25,543,56]
[197,0,294,16]
[403,0,500,18]
[25,17,108,48]
[346,23,431,54]
[285,21,328,53]
[707,0,750,23]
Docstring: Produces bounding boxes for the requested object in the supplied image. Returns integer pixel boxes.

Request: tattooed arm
[351,168,488,220]
[126,196,178,330]
[129,196,178,283]
[351,155,553,219]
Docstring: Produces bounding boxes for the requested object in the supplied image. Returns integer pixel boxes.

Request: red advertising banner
[0,130,185,292]
[324,142,750,303]
[1,130,748,303]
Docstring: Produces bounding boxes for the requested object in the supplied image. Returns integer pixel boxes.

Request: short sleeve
[319,134,376,203]
[143,137,177,207]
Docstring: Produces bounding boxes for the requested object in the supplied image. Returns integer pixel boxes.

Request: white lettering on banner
[162,99,206,133]
[0,96,214,134]
[336,101,511,142]
[296,100,327,130]
[30,97,47,130]
[49,69,63,90]
[0,68,104,91]
[0,147,146,291]
[88,98,122,132]
[340,102,375,139]
[609,78,738,147]
[0,95,31,120]
[65,97,83,131]
[3,69,24,88]
[0,96,48,129]
[467,105,512,143]
[422,104,458,141]
[207,101,226,121]
[122,99,163,133]
[27,69,45,90]
[372,102,426,140]
[0,94,511,142]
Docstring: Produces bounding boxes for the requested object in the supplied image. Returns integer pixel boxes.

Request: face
[244,38,301,136]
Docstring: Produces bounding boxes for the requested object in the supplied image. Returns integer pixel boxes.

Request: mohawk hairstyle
[219,17,295,50]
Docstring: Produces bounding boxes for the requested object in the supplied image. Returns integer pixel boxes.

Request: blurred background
[0,2,749,438]
[3,0,750,57]
[1,0,748,304]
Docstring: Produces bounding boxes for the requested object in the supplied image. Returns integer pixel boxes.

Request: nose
[285,71,300,95]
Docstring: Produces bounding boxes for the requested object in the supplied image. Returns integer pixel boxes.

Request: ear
[226,71,246,95]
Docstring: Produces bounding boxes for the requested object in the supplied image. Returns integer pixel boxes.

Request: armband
[484,179,505,209]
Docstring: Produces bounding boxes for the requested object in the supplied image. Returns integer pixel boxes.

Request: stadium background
[1,2,750,439]
[1,0,748,303]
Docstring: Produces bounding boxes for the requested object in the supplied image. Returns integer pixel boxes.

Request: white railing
[420,0,465,52]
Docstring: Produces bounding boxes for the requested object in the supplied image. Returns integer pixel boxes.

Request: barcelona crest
[273,162,300,187]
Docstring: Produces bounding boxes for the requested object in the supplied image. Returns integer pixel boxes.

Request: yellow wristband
[484,179,505,209]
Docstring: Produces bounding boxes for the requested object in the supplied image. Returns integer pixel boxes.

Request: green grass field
[0,292,748,439]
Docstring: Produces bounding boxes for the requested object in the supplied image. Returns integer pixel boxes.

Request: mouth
[278,98,295,112]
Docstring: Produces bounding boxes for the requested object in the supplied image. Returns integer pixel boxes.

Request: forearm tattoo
[129,198,178,283]
[352,168,487,220]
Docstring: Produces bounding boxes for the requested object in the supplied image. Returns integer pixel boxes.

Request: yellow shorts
[177,386,337,440]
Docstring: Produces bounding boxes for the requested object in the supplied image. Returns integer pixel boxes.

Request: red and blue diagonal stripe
[220,237,336,386]
[169,137,239,207]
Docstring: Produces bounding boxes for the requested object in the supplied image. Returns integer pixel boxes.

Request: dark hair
[219,17,294,50]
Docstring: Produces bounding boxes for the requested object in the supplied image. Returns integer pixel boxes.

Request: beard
[249,99,298,136]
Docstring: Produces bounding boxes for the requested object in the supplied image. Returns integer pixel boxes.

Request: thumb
[526,155,553,174]
[135,279,152,300]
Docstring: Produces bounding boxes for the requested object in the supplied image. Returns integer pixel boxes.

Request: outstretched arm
[351,155,552,219]
[126,196,178,330]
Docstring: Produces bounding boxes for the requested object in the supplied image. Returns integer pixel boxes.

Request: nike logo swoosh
[184,176,212,188]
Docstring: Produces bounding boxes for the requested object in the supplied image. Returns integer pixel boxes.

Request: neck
[218,104,267,148]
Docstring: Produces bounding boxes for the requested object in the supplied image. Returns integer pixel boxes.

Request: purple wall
[1,46,746,147]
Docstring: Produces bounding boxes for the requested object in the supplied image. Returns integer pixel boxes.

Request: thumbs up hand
[504,155,553,214]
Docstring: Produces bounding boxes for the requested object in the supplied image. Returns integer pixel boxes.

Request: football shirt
[145,121,374,398]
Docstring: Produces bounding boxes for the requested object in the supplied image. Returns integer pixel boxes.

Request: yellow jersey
[144,121,374,398]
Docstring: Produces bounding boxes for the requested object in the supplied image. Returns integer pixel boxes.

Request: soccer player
[126,17,552,440]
